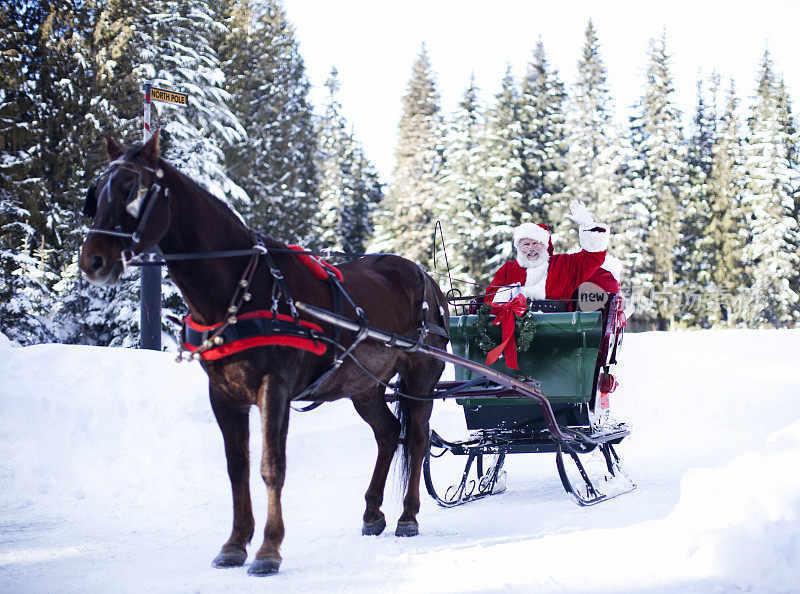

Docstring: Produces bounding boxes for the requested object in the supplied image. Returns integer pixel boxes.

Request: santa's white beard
[516,249,549,300]
[516,248,548,270]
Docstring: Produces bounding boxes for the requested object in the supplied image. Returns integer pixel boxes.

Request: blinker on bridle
[83,158,166,254]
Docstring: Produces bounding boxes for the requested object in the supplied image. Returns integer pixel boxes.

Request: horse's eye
[82,184,97,218]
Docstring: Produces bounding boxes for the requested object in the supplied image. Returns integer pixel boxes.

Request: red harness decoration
[287,244,344,281]
[485,294,528,370]
[183,310,327,361]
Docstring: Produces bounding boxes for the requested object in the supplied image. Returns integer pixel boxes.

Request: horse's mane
[123,144,250,233]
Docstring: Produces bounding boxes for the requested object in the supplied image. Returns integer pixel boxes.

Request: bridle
[83,157,167,258]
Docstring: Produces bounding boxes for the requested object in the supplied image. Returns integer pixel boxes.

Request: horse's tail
[394,266,450,489]
[395,388,413,488]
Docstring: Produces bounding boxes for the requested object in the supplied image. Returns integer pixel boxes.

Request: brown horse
[79,132,449,575]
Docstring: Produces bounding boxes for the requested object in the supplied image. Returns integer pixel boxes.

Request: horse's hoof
[247,557,281,576]
[395,520,419,537]
[361,516,387,536]
[212,547,247,568]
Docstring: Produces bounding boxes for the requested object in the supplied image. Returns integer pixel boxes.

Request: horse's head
[79,132,172,285]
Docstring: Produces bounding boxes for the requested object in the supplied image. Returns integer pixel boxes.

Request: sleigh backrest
[449,308,604,405]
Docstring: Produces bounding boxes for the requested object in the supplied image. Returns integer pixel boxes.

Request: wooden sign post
[139,83,189,350]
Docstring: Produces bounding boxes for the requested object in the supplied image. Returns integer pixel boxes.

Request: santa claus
[486,201,619,303]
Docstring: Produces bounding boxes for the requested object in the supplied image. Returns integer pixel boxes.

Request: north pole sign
[149,86,189,106]
[139,82,190,352]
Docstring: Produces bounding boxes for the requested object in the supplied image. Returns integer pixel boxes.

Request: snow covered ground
[2,328,800,593]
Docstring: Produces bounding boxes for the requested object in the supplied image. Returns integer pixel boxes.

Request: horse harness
[176,242,448,406]
[178,243,352,364]
[82,159,449,405]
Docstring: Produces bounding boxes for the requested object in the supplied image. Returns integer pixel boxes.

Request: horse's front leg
[248,376,291,576]
[209,390,254,568]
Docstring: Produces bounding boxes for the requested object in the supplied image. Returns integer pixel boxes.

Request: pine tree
[88,0,152,146]
[138,0,245,206]
[316,68,382,254]
[439,74,493,284]
[37,2,98,271]
[375,45,444,266]
[706,78,747,326]
[0,0,96,343]
[0,2,43,251]
[220,0,318,242]
[741,50,799,327]
[564,20,620,230]
[677,77,717,327]
[774,77,800,300]
[343,152,382,254]
[519,39,569,240]
[481,66,525,270]
[50,0,158,346]
[624,34,687,330]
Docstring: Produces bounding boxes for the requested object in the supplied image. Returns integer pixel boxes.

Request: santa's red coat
[587,266,620,294]
[486,250,606,302]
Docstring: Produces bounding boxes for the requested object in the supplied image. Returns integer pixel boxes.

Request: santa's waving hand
[485,202,609,304]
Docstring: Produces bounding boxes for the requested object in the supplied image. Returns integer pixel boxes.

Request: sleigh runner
[424,294,634,507]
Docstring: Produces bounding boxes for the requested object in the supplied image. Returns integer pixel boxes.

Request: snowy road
[2,329,799,593]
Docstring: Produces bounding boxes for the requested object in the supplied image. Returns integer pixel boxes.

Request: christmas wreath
[474,303,537,354]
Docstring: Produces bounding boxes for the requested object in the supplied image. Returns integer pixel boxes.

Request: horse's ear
[104,135,124,162]
[141,129,161,165]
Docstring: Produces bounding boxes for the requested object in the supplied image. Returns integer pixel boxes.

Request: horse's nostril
[89,255,105,272]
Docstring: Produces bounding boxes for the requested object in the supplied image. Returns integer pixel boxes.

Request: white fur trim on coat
[513,222,550,247]
[578,225,609,252]
[521,262,548,300]
[601,254,623,281]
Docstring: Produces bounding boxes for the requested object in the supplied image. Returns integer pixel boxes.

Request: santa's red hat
[513,222,554,256]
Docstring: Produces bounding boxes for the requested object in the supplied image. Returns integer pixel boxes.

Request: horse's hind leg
[395,396,433,536]
[396,355,444,536]
[351,387,401,536]
[209,390,254,568]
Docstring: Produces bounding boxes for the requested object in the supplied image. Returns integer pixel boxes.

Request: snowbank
[1,329,799,593]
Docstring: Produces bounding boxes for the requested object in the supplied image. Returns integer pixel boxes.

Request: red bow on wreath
[485,294,528,370]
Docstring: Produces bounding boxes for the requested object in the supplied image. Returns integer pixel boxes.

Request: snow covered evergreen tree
[676,77,717,327]
[375,45,444,267]
[0,2,44,252]
[623,34,688,330]
[0,236,57,344]
[0,0,92,343]
[519,39,569,241]
[50,0,153,346]
[439,74,493,284]
[138,0,245,206]
[480,66,526,269]
[774,77,800,301]
[564,20,621,230]
[741,50,799,327]
[316,68,382,254]
[705,78,747,326]
[219,0,318,242]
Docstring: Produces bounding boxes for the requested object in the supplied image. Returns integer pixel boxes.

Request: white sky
[281,0,800,183]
